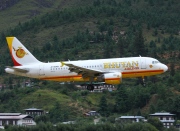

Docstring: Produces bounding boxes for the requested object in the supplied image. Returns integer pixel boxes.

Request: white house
[149,112,175,128]
[116,116,145,123]
[0,113,36,127]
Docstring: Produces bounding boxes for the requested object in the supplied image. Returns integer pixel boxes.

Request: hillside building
[116,116,145,123]
[84,111,99,116]
[24,108,44,117]
[77,84,116,92]
[149,112,175,128]
[0,113,36,127]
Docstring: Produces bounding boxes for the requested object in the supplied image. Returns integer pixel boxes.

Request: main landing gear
[86,77,95,91]
[87,84,94,91]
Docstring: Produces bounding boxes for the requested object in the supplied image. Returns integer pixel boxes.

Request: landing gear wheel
[87,85,94,91]
[143,82,146,86]
[142,77,146,87]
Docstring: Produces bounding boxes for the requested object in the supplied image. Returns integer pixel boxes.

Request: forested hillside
[0,0,180,130]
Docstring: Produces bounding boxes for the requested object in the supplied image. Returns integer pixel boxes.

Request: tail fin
[6,37,41,66]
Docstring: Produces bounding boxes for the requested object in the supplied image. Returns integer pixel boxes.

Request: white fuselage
[5,57,168,83]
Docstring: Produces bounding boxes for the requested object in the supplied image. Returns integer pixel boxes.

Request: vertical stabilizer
[6,37,41,66]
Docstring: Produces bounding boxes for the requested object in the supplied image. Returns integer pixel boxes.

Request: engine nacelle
[97,72,122,84]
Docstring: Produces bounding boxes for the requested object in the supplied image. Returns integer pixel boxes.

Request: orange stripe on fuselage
[40,69,164,82]
[122,69,164,78]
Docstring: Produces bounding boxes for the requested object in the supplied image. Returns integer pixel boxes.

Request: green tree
[114,86,129,113]
[153,28,158,36]
[103,43,111,58]
[124,122,158,131]
[98,95,109,117]
[173,95,180,119]
[148,0,154,6]
[170,63,175,76]
[49,102,69,123]
[133,29,146,56]
[117,35,126,57]
[149,104,156,114]
[148,117,164,131]
[137,108,142,116]
[35,115,50,123]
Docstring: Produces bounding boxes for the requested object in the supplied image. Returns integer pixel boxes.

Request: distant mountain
[0,0,20,10]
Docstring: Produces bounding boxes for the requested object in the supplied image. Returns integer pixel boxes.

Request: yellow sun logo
[13,47,28,58]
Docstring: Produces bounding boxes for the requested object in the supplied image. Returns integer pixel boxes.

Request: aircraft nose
[163,64,168,72]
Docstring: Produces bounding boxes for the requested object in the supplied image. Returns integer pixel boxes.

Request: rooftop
[119,116,145,119]
[150,112,175,116]
[0,113,21,116]
[0,115,32,119]
[24,108,43,111]
[88,111,97,113]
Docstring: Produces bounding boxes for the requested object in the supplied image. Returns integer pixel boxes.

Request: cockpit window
[152,61,159,64]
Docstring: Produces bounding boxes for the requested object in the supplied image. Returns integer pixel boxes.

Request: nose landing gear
[142,76,146,86]
[138,77,146,86]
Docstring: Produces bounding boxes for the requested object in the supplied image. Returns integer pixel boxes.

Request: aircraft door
[140,58,146,69]
[39,65,45,76]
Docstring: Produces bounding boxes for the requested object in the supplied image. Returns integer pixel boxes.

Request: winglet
[60,62,65,67]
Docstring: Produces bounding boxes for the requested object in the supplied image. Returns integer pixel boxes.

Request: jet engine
[97,72,122,84]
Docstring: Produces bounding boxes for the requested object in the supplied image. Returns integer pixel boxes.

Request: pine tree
[114,86,129,113]
[170,63,175,76]
[137,108,142,116]
[117,36,125,57]
[98,95,109,117]
[133,29,146,56]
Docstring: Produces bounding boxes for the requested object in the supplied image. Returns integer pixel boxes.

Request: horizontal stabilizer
[6,66,29,73]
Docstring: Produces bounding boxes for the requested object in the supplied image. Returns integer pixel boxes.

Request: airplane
[5,37,168,90]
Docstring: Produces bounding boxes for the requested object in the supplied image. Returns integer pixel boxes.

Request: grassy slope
[19,89,71,110]
[0,87,114,116]
[20,89,116,116]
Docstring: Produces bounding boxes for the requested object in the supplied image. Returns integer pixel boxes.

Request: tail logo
[13,47,28,58]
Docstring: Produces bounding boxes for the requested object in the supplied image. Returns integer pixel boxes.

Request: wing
[61,62,106,78]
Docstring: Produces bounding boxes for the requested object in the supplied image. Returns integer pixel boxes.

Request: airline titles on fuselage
[103,61,139,70]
